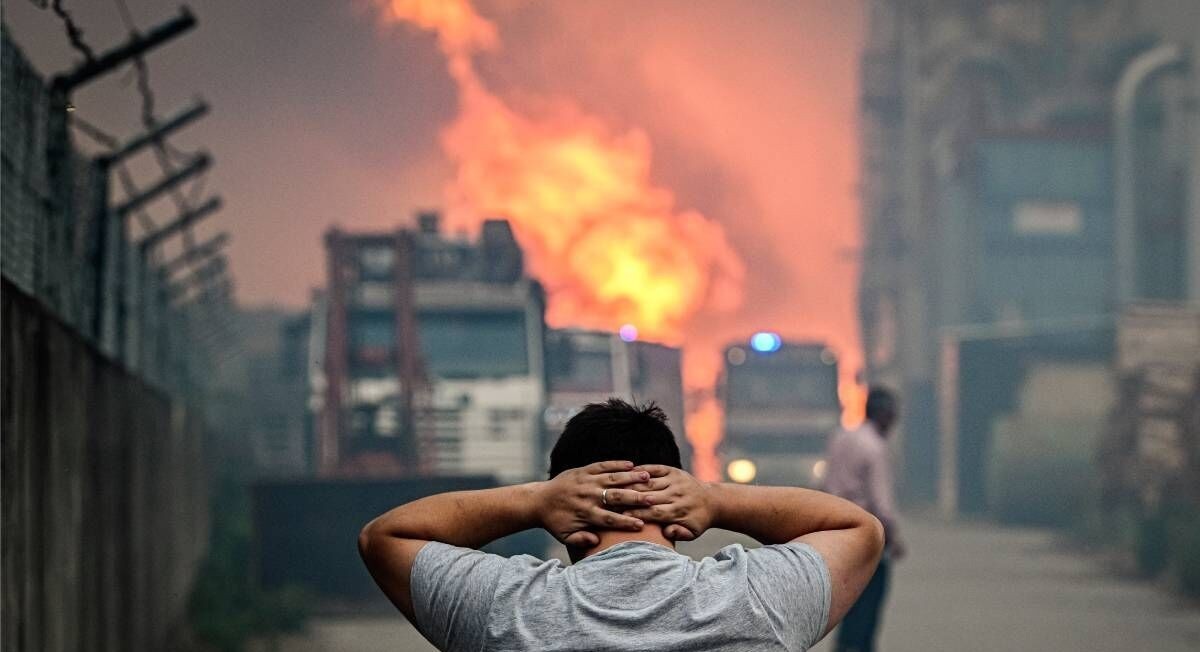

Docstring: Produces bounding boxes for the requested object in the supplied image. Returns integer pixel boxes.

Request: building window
[359,246,395,277]
[418,311,529,378]
[1012,200,1082,236]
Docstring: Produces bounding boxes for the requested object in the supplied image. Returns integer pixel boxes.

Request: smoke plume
[374,0,864,479]
[376,0,744,341]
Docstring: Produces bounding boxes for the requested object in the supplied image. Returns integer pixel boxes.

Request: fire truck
[719,333,841,487]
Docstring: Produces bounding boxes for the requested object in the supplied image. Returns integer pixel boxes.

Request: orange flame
[376,0,496,57]
[441,91,744,337]
[377,0,742,341]
[839,379,866,429]
[377,0,745,477]
[680,346,724,480]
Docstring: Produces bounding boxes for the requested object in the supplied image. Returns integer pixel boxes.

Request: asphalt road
[254,517,1200,652]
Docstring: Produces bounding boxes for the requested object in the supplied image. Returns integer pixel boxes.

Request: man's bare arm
[357,462,651,621]
[710,483,884,634]
[703,483,879,541]
[625,466,884,636]
[358,483,533,621]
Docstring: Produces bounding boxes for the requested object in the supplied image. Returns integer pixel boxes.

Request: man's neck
[583,524,674,558]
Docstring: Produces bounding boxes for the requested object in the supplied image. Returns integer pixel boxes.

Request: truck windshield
[547,348,613,392]
[419,311,529,378]
[726,365,837,409]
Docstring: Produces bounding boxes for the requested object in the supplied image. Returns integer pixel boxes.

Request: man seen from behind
[359,398,884,651]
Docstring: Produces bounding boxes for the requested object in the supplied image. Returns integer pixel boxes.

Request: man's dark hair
[548,398,681,478]
[865,386,898,423]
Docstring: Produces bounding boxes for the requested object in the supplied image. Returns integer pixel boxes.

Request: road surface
[254,516,1200,651]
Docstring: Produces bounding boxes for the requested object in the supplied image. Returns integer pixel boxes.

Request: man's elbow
[358,520,382,560]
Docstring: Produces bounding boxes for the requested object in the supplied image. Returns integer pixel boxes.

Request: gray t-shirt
[410,539,831,652]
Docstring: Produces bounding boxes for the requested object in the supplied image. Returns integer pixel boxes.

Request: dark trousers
[836,557,890,652]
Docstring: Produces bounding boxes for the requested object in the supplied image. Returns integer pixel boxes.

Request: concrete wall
[1,279,209,652]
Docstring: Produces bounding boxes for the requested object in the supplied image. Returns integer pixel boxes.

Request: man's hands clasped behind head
[539,461,651,547]
[541,461,714,547]
[626,465,716,542]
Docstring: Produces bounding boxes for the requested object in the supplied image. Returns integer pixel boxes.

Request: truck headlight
[727,459,757,484]
[811,460,827,481]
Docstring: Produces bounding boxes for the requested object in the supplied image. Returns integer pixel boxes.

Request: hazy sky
[7,0,864,377]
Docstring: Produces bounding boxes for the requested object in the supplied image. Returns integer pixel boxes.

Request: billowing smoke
[374,0,751,477]
[376,0,744,339]
[373,0,864,479]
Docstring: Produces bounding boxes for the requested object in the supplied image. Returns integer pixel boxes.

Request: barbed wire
[45,15,158,238]
[111,0,202,254]
[43,0,238,365]
[102,2,237,347]
[68,114,158,233]
[46,0,232,338]
[110,0,136,31]
[51,0,95,62]
[67,112,118,148]
[45,0,214,262]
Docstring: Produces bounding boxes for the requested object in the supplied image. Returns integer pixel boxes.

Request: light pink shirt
[822,421,899,540]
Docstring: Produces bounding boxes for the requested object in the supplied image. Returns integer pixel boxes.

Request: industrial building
[314,213,548,483]
[857,0,1200,513]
